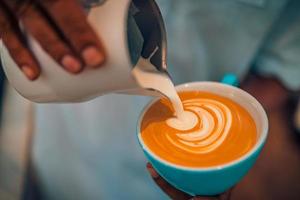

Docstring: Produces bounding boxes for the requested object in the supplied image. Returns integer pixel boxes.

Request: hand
[0,0,105,80]
[146,163,232,200]
[240,74,290,111]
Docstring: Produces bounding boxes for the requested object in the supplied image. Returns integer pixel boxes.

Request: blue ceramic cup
[137,81,268,196]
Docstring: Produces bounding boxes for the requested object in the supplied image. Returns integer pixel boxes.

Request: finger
[192,197,219,200]
[146,163,192,200]
[147,162,233,200]
[20,3,82,73]
[193,188,232,200]
[38,0,105,68]
[219,188,232,200]
[0,2,40,80]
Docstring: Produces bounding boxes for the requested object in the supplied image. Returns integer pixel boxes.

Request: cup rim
[137,81,269,171]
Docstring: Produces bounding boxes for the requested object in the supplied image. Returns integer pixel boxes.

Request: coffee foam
[166,98,232,154]
[166,111,198,131]
[141,91,257,167]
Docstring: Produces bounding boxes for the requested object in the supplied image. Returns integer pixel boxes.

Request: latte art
[166,98,232,154]
[141,91,257,167]
[166,111,198,131]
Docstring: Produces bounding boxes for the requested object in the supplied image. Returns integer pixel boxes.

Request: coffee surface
[141,91,257,167]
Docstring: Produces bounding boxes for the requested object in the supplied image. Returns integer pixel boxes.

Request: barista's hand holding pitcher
[0,0,105,80]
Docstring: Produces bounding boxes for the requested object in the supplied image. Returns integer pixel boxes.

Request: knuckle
[3,39,31,65]
[0,10,13,34]
[69,26,98,49]
[73,27,94,41]
[45,43,69,59]
[8,47,30,65]
[38,0,60,7]
[61,15,91,36]
[0,23,11,34]
[9,48,38,69]
[10,46,27,60]
[33,33,69,59]
[37,0,63,9]
[6,0,33,17]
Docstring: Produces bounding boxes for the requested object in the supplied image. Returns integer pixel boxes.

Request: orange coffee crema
[141,91,257,167]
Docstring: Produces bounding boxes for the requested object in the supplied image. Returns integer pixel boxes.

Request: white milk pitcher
[0,0,167,103]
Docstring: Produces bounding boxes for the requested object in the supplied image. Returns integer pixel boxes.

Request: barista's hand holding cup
[138,82,268,196]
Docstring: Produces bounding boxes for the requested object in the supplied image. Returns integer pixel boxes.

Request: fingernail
[21,65,37,80]
[61,55,82,73]
[146,164,159,179]
[82,46,105,67]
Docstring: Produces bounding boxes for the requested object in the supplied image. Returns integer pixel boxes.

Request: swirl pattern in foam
[166,98,232,154]
[141,91,257,167]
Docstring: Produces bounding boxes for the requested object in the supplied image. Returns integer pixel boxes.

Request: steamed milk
[132,48,198,131]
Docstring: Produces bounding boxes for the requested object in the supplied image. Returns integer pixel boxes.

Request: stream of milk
[132,48,198,130]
